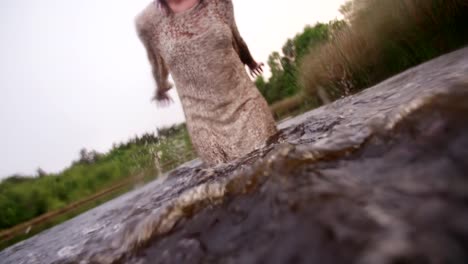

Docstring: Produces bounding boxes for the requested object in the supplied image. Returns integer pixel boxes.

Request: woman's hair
[157,0,171,14]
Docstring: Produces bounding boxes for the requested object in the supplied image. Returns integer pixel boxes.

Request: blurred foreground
[1,47,468,264]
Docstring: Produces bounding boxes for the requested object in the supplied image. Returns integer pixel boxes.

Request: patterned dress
[136,0,277,166]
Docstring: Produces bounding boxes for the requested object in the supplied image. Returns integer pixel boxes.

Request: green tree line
[255,21,345,105]
[0,124,193,230]
[257,0,468,116]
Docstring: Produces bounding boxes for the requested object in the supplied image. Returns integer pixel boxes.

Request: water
[1,47,468,264]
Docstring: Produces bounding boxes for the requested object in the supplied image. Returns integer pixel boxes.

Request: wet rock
[129,92,468,264]
[1,48,468,264]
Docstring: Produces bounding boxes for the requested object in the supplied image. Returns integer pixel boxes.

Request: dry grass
[270,93,307,120]
[300,0,468,99]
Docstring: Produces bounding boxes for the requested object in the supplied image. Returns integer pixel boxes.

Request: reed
[300,0,468,99]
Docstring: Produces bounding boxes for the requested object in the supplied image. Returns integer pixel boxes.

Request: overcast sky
[0,0,345,179]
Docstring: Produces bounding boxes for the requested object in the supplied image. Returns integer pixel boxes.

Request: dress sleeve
[135,13,172,100]
[220,0,256,66]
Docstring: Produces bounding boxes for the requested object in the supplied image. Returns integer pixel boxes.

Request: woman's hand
[248,61,264,78]
[153,90,173,108]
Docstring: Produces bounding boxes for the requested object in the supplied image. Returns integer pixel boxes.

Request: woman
[136,0,277,166]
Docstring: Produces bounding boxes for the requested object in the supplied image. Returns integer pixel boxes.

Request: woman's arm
[135,11,173,104]
[220,0,264,76]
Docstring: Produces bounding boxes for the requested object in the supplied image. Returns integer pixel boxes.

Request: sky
[0,0,345,179]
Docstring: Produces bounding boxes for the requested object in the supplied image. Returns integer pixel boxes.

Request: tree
[36,168,47,178]
[255,22,341,105]
[79,148,101,165]
[339,0,354,22]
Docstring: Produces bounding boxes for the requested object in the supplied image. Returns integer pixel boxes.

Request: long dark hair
[157,0,171,14]
[157,0,203,15]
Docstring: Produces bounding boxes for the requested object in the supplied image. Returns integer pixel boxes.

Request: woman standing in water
[136,0,277,166]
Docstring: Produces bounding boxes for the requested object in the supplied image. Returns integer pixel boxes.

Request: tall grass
[300,0,468,99]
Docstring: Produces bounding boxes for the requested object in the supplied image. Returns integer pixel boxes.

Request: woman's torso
[152,1,255,107]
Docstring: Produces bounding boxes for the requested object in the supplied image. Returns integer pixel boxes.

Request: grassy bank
[258,0,468,118]
[256,21,345,111]
[300,0,468,100]
[0,124,193,232]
